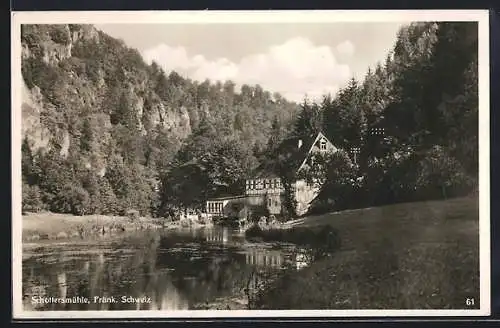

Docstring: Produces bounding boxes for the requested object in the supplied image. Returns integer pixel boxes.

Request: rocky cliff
[21,24,192,170]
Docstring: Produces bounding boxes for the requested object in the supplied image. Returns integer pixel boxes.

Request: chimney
[298,139,303,149]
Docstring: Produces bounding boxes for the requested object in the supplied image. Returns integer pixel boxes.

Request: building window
[263,179,268,189]
[267,198,272,207]
[320,138,327,151]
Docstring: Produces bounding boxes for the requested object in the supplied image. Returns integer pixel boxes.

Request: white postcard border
[11,9,491,319]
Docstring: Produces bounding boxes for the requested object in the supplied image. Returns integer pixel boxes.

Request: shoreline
[21,211,293,246]
[21,212,214,244]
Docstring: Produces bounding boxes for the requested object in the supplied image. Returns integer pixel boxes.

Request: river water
[22,226,312,311]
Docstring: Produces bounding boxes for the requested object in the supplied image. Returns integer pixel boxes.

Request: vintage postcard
[11,10,490,319]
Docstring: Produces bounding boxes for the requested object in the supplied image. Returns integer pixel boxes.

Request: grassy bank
[22,212,168,242]
[253,196,480,309]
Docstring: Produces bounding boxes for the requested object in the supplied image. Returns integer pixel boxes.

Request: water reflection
[245,250,283,268]
[22,227,309,311]
[57,272,67,300]
[295,249,314,271]
[205,227,229,244]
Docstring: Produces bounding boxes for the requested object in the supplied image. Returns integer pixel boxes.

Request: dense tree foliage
[21,22,478,217]
[21,24,298,217]
[298,22,479,213]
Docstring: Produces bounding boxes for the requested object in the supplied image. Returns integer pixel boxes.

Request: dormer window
[320,138,327,151]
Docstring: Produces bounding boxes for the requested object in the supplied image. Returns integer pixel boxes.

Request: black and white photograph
[11,10,490,318]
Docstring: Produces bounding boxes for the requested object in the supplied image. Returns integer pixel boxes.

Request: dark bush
[126,209,140,221]
[22,183,45,213]
[49,25,71,44]
[50,184,91,216]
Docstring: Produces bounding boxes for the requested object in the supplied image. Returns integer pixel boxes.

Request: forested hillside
[20,22,479,218]
[20,24,299,217]
[293,22,479,214]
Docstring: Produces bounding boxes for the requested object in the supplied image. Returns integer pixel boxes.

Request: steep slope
[20,24,300,217]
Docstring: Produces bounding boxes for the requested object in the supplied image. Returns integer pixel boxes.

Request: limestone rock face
[20,24,193,174]
[21,82,51,152]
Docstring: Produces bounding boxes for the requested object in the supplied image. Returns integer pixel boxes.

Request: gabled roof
[295,131,334,172]
[250,131,335,179]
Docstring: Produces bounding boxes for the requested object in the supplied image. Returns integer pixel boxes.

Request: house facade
[205,195,248,218]
[205,131,339,218]
[245,174,284,215]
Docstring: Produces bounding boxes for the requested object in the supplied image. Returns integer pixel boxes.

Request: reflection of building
[57,272,67,299]
[292,249,313,270]
[149,281,189,310]
[244,250,284,300]
[205,132,339,217]
[205,228,229,244]
[244,249,283,268]
[295,253,309,270]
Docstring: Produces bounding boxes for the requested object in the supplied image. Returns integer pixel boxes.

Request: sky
[95,22,406,102]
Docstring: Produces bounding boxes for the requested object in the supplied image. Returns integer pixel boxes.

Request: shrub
[249,206,269,223]
[126,209,140,221]
[49,26,71,44]
[97,177,120,215]
[22,183,45,213]
[415,145,474,200]
[50,184,91,216]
